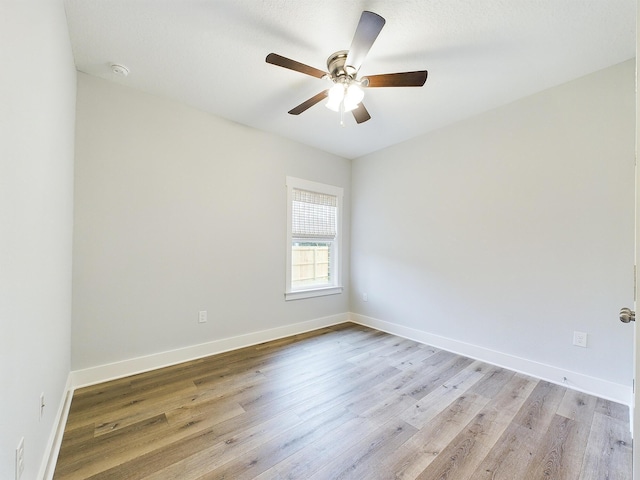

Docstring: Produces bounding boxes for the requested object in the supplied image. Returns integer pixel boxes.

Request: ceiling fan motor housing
[327,50,353,80]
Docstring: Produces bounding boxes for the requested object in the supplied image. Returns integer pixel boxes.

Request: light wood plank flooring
[54,323,632,479]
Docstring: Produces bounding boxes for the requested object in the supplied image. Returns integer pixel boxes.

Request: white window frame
[285,176,343,301]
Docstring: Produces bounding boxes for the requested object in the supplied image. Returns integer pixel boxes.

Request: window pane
[292,241,331,289]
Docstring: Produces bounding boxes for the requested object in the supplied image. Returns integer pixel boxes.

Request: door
[634,8,639,475]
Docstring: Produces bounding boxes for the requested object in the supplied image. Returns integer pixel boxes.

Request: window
[285,177,343,300]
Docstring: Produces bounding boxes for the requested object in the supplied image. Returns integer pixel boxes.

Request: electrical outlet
[362,293,368,302]
[16,437,24,480]
[573,331,587,348]
[40,392,45,420]
[198,311,207,324]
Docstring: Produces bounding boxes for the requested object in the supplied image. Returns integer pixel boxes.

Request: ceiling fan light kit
[266,10,428,125]
[326,82,365,127]
[325,83,364,113]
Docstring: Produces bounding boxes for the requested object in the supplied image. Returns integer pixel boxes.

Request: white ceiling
[64,0,636,159]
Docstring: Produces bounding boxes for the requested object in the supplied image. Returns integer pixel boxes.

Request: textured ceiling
[64,0,635,159]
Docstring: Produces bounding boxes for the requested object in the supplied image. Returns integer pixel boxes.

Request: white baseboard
[69,313,349,389]
[350,313,632,406]
[43,311,631,478]
[68,311,632,402]
[38,374,73,480]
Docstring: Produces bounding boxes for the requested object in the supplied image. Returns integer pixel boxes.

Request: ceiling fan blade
[363,70,428,87]
[345,11,385,73]
[266,53,326,79]
[288,90,329,115]
[351,103,371,124]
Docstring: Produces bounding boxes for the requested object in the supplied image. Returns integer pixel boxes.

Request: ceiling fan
[266,11,428,125]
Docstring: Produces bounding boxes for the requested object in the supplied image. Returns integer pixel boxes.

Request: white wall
[351,60,635,396]
[72,74,351,371]
[0,1,76,479]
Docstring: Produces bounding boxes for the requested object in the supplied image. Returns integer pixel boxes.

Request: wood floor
[53,323,632,480]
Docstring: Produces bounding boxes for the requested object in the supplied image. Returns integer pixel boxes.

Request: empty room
[2,0,638,479]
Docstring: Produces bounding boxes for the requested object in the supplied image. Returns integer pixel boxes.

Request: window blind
[292,188,337,240]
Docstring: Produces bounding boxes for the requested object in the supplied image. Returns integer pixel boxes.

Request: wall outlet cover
[573,331,587,348]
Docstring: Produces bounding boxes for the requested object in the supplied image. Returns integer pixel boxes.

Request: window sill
[285,286,343,301]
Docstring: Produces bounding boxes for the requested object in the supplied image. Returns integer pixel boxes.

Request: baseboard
[38,374,73,480]
[350,312,632,406]
[68,311,632,402]
[41,310,632,478]
[69,313,349,389]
